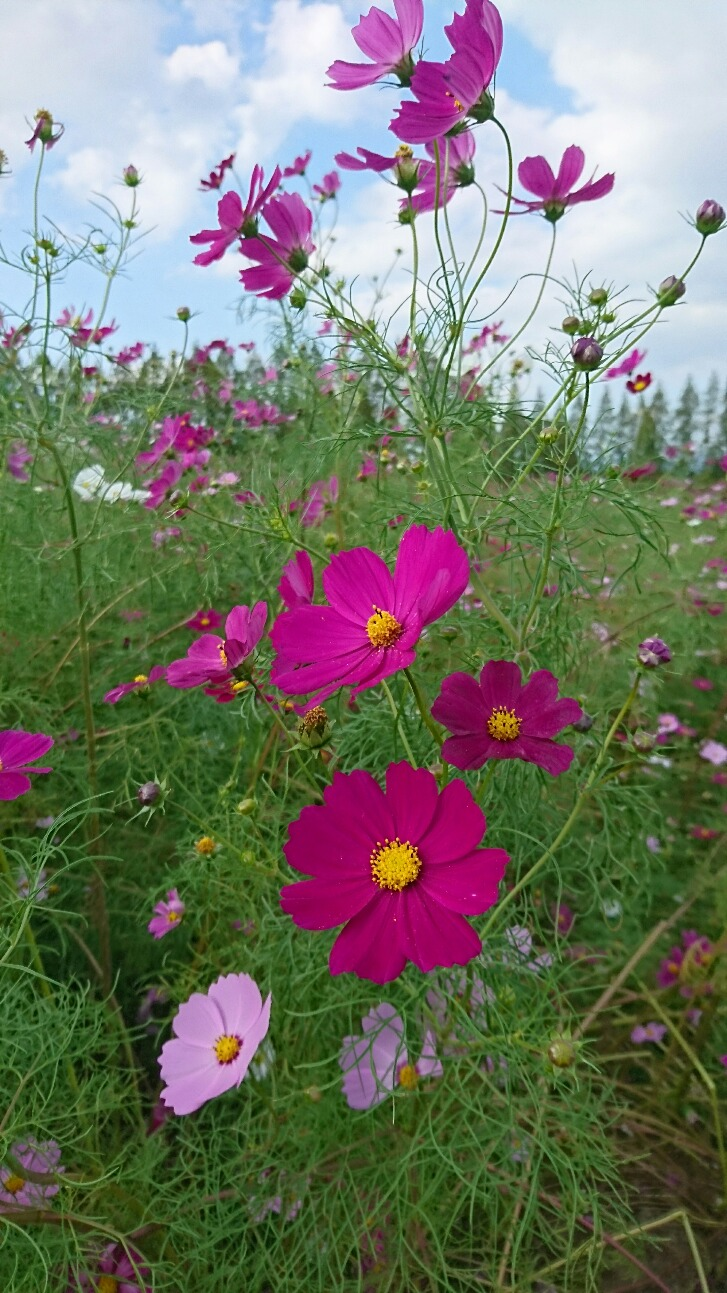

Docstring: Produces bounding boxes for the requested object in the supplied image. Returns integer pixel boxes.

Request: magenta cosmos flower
[605,348,646,380]
[0,731,54,801]
[431,661,583,776]
[327,0,423,90]
[103,665,166,705]
[199,151,235,191]
[280,761,509,984]
[166,602,267,695]
[508,146,614,222]
[340,1002,442,1109]
[278,550,315,609]
[148,888,185,939]
[270,524,468,706]
[190,165,280,266]
[1,1139,63,1208]
[239,193,315,301]
[69,1242,151,1293]
[185,607,224,632]
[158,972,272,1115]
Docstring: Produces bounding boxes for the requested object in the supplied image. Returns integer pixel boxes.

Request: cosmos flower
[327,0,424,91]
[506,146,614,221]
[626,373,652,394]
[270,523,468,707]
[6,442,32,481]
[280,761,509,984]
[239,193,315,301]
[340,1003,442,1109]
[0,1139,63,1208]
[199,152,236,191]
[25,108,64,152]
[68,1243,151,1292]
[166,603,267,694]
[282,150,312,177]
[103,665,166,705]
[158,972,272,1115]
[390,6,500,145]
[278,551,315,609]
[312,170,341,201]
[0,731,54,801]
[432,660,582,775]
[630,1022,667,1045]
[148,889,185,939]
[605,348,646,379]
[185,608,224,632]
[190,166,281,265]
[699,740,727,766]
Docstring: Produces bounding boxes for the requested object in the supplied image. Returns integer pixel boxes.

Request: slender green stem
[403,669,442,747]
[381,678,417,766]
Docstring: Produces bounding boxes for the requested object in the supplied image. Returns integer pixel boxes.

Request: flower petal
[329,894,408,983]
[385,761,439,842]
[419,848,508,913]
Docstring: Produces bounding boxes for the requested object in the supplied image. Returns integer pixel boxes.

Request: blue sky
[0,0,725,395]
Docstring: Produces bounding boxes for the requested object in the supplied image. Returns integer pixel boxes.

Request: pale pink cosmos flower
[159,972,272,1115]
[148,889,185,939]
[630,1022,667,1044]
[327,0,424,90]
[700,740,727,766]
[1,1139,63,1208]
[340,1003,442,1109]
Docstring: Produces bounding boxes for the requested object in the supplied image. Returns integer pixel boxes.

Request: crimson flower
[0,731,54,800]
[432,660,583,775]
[626,372,652,394]
[239,193,315,301]
[327,0,424,90]
[190,166,281,266]
[507,146,614,221]
[270,523,469,706]
[280,761,509,984]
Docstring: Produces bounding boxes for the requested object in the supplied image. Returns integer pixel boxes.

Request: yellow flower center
[218,645,228,667]
[487,706,521,742]
[397,1064,419,1091]
[231,680,249,693]
[395,145,414,160]
[133,673,148,685]
[370,837,422,891]
[167,910,180,923]
[666,960,680,976]
[97,1277,119,1293]
[4,1174,24,1195]
[366,606,404,649]
[195,836,216,855]
[214,1034,242,1064]
[200,616,210,626]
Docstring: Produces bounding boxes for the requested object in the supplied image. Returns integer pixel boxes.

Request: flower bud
[235,797,257,816]
[176,306,191,322]
[657,275,686,307]
[547,1038,576,1069]
[538,426,560,444]
[305,1085,322,1103]
[323,531,338,549]
[289,286,307,310]
[588,287,608,305]
[571,337,603,371]
[571,712,594,733]
[137,781,161,806]
[632,729,656,753]
[637,636,672,668]
[297,705,333,750]
[0,149,10,177]
[561,315,581,335]
[695,199,725,236]
[602,310,616,323]
[123,165,141,187]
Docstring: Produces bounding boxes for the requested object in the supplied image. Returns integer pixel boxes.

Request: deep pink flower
[407,131,476,213]
[270,524,469,706]
[6,442,32,481]
[148,888,185,939]
[68,1242,151,1292]
[25,109,63,152]
[552,902,574,937]
[239,193,315,300]
[190,166,281,265]
[690,825,720,841]
[113,341,145,366]
[185,608,224,632]
[103,665,166,705]
[199,152,236,191]
[158,972,272,1114]
[657,930,714,993]
[327,0,424,90]
[312,170,341,201]
[0,1139,63,1208]
[282,150,312,178]
[432,661,582,776]
[0,731,54,800]
[340,1003,442,1108]
[166,603,267,692]
[143,461,183,510]
[605,348,646,380]
[626,373,652,395]
[278,551,315,609]
[295,476,339,527]
[507,146,614,221]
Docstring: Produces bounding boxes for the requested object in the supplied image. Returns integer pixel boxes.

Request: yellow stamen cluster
[214,1034,242,1064]
[366,606,404,649]
[231,680,249,693]
[4,1174,25,1195]
[195,836,216,856]
[218,645,228,667]
[370,837,422,891]
[167,910,181,923]
[302,705,329,733]
[133,673,148,685]
[397,1063,419,1091]
[97,1277,119,1293]
[487,706,521,742]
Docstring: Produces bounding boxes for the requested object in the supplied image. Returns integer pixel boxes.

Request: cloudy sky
[1,0,725,395]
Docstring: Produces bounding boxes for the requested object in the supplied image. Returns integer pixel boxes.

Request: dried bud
[571,712,594,734]
[561,315,581,335]
[657,275,686,307]
[547,1038,576,1069]
[588,287,608,305]
[176,306,191,322]
[137,781,161,806]
[305,1085,322,1103]
[123,165,141,187]
[297,705,333,749]
[637,636,672,668]
[571,337,603,371]
[632,729,656,753]
[695,199,725,236]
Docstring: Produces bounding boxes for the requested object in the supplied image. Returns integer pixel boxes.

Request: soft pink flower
[6,442,33,481]
[270,524,469,706]
[630,1022,667,1045]
[432,660,583,776]
[278,551,315,609]
[166,603,267,693]
[340,1003,442,1109]
[239,193,315,300]
[0,731,54,800]
[507,145,614,221]
[158,972,272,1115]
[327,0,424,91]
[280,761,509,984]
[0,1139,63,1208]
[103,665,166,705]
[68,1242,151,1292]
[148,889,185,939]
[190,167,281,266]
[700,740,727,766]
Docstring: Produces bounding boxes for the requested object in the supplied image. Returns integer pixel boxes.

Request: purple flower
[630,1022,667,1045]
[6,442,32,481]
[190,167,281,266]
[327,0,424,90]
[340,1003,442,1109]
[507,146,614,222]
[605,348,646,380]
[695,199,725,236]
[699,740,727,767]
[68,1242,151,1292]
[637,637,672,668]
[432,660,583,776]
[239,193,315,301]
[0,731,54,800]
[148,889,185,939]
[278,551,315,609]
[1,1139,63,1208]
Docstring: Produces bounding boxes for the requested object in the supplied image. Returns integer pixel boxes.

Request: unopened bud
[123,165,141,187]
[176,306,191,322]
[235,797,257,816]
[538,425,560,444]
[297,706,333,749]
[561,315,581,335]
[695,199,725,237]
[632,729,656,753]
[137,781,161,806]
[571,712,594,733]
[588,287,608,305]
[289,286,307,310]
[323,531,338,549]
[602,311,617,323]
[547,1038,576,1069]
[637,636,672,668]
[305,1085,322,1103]
[657,275,686,307]
[571,337,603,371]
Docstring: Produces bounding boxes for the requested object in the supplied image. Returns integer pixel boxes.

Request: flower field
[1,2,726,1289]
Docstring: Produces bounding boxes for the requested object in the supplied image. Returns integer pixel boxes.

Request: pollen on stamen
[133,674,148,685]
[397,1063,419,1091]
[366,606,404,649]
[213,1033,242,1064]
[218,645,228,667]
[487,706,521,742]
[370,836,422,891]
[4,1174,25,1195]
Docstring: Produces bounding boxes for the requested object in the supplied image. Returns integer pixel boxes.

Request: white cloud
[164,41,240,90]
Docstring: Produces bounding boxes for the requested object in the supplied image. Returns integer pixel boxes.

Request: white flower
[72,465,107,499]
[72,465,147,504]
